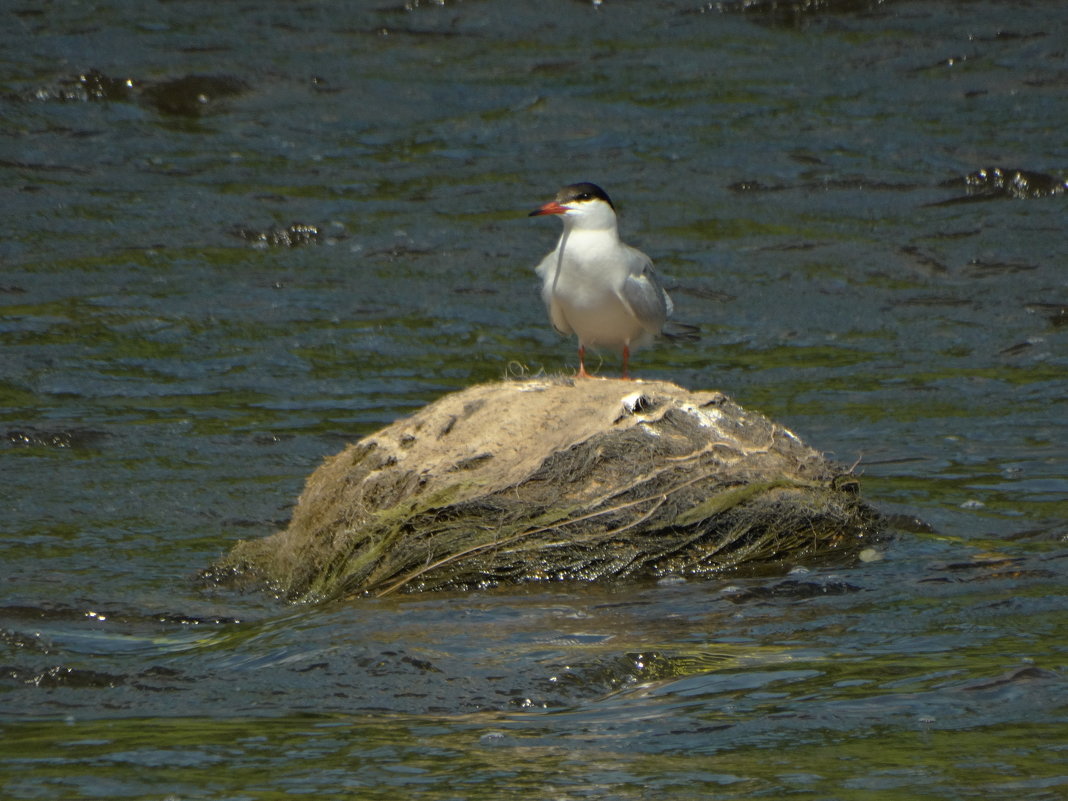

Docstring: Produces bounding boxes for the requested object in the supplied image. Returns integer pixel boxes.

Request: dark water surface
[2,0,1066,798]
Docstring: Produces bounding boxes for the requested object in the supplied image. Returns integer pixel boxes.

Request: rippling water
[2,1,1066,798]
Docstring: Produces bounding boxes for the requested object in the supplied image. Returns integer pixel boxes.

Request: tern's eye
[575,193,591,201]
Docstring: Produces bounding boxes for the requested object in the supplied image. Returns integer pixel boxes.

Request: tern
[529,182,680,379]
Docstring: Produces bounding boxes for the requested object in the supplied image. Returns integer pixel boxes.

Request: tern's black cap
[556,182,614,210]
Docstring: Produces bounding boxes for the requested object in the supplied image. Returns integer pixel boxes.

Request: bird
[529,182,678,379]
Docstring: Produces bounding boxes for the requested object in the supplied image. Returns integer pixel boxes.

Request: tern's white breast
[540,230,653,349]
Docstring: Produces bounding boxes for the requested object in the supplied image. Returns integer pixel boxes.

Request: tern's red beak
[529,200,568,217]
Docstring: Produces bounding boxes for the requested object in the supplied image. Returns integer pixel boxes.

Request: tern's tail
[663,322,701,343]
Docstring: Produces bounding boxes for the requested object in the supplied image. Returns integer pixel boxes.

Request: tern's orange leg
[621,345,631,380]
[577,345,592,378]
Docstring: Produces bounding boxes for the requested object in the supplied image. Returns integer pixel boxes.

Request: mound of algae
[213,378,879,601]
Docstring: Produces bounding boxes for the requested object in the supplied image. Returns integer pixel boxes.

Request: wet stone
[10,68,136,103]
[944,166,1068,201]
[5,427,108,450]
[709,0,889,27]
[212,379,880,601]
[139,74,250,116]
[12,69,249,117]
[76,69,137,102]
[957,167,1067,200]
[230,223,324,248]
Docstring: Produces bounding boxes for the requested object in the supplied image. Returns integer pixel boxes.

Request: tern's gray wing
[620,250,672,334]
